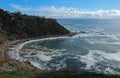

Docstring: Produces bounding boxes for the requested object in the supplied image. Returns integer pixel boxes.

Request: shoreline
[4,32,76,58]
[1,32,77,72]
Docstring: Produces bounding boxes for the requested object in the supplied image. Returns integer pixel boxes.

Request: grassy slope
[0,71,120,78]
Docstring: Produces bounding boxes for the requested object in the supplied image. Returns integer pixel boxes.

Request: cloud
[10,4,120,18]
[37,6,120,18]
[11,4,32,11]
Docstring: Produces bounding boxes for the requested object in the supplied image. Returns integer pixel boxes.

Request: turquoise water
[18,19,120,74]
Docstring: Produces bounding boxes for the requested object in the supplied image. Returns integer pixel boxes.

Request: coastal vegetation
[0,71,120,78]
[0,8,70,40]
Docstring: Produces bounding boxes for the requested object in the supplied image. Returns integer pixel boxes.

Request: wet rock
[80,31,87,34]
[31,52,37,55]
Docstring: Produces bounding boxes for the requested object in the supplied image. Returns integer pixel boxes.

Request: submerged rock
[80,31,87,34]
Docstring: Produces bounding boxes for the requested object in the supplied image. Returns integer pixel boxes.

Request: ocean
[12,19,120,74]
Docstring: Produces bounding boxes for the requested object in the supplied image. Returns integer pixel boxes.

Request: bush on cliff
[0,71,120,78]
[0,40,3,44]
[0,8,70,40]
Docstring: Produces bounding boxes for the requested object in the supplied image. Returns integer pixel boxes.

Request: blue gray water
[15,19,120,74]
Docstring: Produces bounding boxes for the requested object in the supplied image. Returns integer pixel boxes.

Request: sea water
[13,19,120,74]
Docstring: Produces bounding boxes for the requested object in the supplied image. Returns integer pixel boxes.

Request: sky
[0,0,120,18]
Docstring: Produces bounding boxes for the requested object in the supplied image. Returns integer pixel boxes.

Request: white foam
[72,31,120,44]
[21,47,66,62]
[49,58,67,70]
[28,50,67,70]
[106,34,119,40]
[86,38,120,45]
[72,33,102,38]
[84,33,120,45]
[101,52,120,61]
[22,36,69,44]
[30,61,46,70]
[79,50,120,74]
[79,50,98,69]
[8,36,69,60]
[8,43,23,60]
[90,28,105,33]
[104,67,120,74]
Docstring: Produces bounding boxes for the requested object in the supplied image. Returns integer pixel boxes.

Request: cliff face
[0,8,70,62]
[0,8,70,41]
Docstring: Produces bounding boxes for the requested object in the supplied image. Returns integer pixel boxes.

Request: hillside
[0,8,70,56]
[0,9,70,40]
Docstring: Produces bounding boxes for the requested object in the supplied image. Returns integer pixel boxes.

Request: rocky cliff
[0,8,70,54]
[0,8,70,41]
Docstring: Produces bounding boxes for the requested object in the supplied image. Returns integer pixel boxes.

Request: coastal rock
[0,60,37,72]
[80,31,87,34]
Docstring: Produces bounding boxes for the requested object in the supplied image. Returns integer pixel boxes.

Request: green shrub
[0,8,70,40]
[0,40,3,44]
[0,71,120,78]
[36,71,120,78]
[0,71,36,78]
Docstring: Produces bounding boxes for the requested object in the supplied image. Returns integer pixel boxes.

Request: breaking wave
[7,31,120,74]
